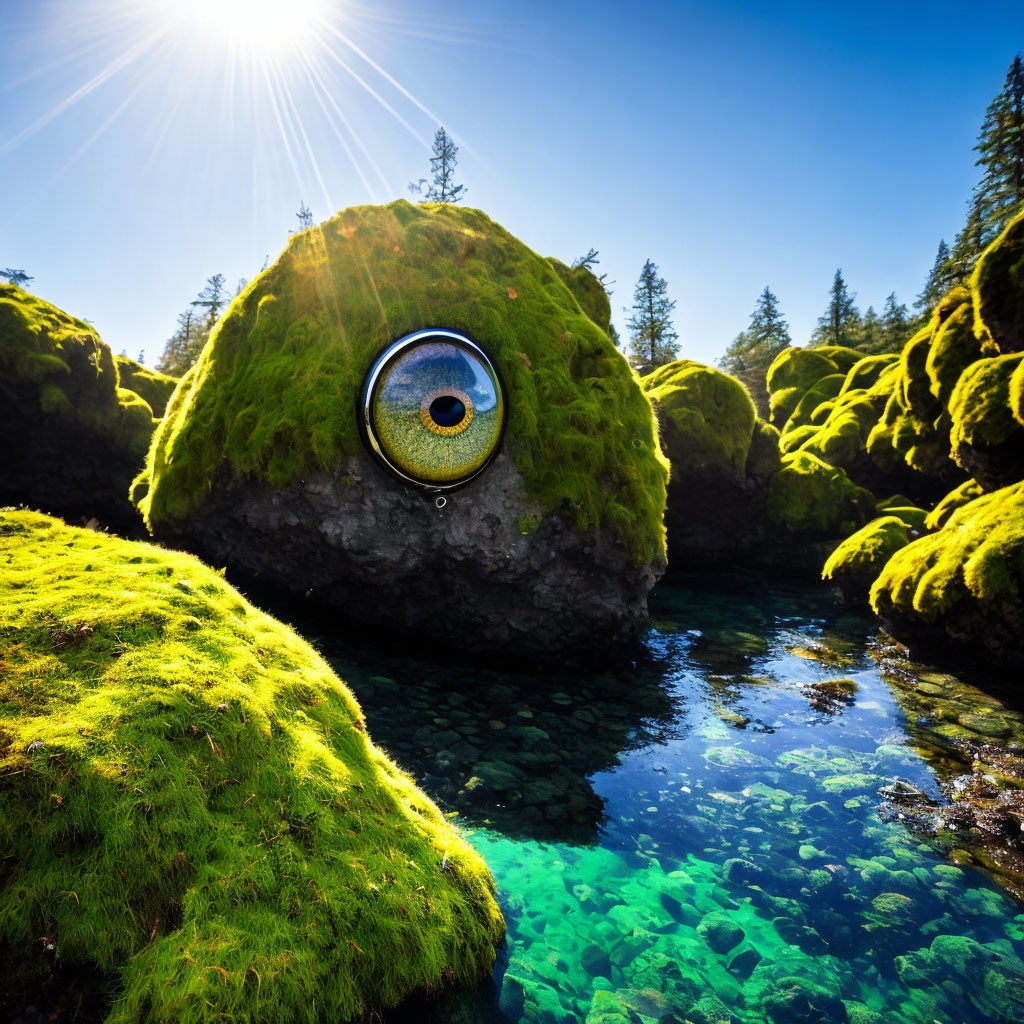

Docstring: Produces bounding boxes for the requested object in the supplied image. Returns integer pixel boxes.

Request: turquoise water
[305,578,1024,1024]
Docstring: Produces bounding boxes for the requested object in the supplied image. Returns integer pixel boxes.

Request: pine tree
[295,202,314,232]
[1,268,32,286]
[858,306,882,352]
[944,55,1024,278]
[879,293,913,354]
[916,240,954,310]
[626,260,679,367]
[810,269,861,347]
[409,127,467,203]
[192,273,227,330]
[572,248,600,270]
[157,306,208,376]
[137,350,145,365]
[974,54,1024,241]
[719,286,791,416]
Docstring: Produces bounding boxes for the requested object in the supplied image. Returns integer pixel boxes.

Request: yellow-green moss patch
[114,356,179,418]
[0,510,504,1024]
[823,516,913,602]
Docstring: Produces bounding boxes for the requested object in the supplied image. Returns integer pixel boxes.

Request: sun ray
[1,27,165,153]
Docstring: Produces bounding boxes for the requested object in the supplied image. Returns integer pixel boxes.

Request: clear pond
[299,578,1024,1024]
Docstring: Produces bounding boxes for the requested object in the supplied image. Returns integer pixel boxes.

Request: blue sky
[2,0,1023,367]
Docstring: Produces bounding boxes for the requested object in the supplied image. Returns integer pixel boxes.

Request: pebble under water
[302,576,1024,1024]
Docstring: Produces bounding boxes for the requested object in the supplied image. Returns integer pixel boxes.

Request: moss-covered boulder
[0,510,504,1022]
[948,352,1024,489]
[823,516,914,604]
[644,359,881,573]
[972,209,1024,355]
[114,355,178,418]
[766,347,858,427]
[133,202,667,655]
[871,481,1024,665]
[767,451,875,538]
[0,285,157,529]
[640,360,761,566]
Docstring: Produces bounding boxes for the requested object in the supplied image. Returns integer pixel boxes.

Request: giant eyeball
[360,329,506,489]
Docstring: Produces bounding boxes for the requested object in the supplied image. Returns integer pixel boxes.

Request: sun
[154,0,330,60]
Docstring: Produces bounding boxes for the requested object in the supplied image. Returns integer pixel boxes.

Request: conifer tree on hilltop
[719,286,791,417]
[409,127,467,204]
[626,259,679,368]
[1,268,32,286]
[810,268,861,348]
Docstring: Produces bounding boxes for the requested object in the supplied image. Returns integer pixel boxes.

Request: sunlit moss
[0,510,504,1023]
[871,480,1024,623]
[546,258,612,335]
[641,360,756,478]
[114,355,178,418]
[924,479,985,530]
[766,450,874,535]
[824,516,914,604]
[971,207,1024,355]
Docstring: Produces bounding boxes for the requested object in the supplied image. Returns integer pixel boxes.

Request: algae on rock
[0,510,504,1024]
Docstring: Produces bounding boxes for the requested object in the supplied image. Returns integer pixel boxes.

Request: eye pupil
[429,394,466,428]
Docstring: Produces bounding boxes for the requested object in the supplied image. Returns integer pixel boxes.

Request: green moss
[823,516,914,603]
[782,373,846,435]
[114,355,179,417]
[814,345,864,374]
[135,203,667,566]
[971,207,1024,355]
[779,422,817,454]
[0,510,504,1023]
[0,283,152,443]
[766,348,844,426]
[924,479,984,530]
[0,284,158,526]
[767,450,875,535]
[546,258,612,335]
[744,418,782,478]
[925,300,981,405]
[641,360,756,478]
[871,480,1024,620]
[897,326,937,419]
[1012,354,1024,427]
[949,352,1024,447]
[840,354,899,395]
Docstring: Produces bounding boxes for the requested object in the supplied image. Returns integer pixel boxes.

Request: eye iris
[364,332,505,487]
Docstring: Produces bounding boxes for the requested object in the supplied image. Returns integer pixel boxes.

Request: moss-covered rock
[871,481,1024,665]
[114,355,178,418]
[971,208,1024,355]
[134,202,667,655]
[0,510,504,1023]
[948,352,1024,489]
[546,258,612,335]
[823,516,913,604]
[924,478,984,530]
[767,451,874,537]
[782,373,846,435]
[639,360,762,568]
[766,348,852,427]
[0,285,158,528]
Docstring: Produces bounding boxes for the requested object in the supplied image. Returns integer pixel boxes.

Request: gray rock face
[164,452,657,656]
